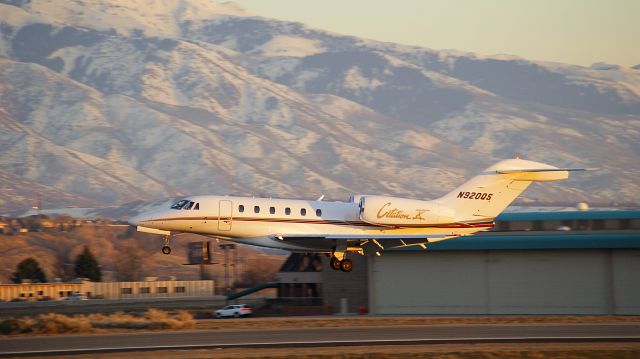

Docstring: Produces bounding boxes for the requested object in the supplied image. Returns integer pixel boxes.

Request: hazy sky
[233,0,640,67]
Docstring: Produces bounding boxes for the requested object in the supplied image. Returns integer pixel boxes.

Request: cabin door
[218,200,233,231]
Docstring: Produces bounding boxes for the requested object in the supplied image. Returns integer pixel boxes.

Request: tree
[53,247,75,281]
[11,258,47,283]
[74,246,102,281]
[49,237,75,281]
[115,243,149,281]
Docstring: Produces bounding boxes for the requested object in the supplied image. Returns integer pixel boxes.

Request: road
[0,297,230,317]
[1,323,639,356]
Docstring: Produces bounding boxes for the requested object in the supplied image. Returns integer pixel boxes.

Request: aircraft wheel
[329,257,341,270]
[340,259,353,272]
[161,246,172,255]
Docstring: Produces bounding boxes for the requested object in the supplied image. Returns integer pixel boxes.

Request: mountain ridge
[0,0,638,213]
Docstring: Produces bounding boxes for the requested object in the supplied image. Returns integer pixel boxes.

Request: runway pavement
[1,322,639,356]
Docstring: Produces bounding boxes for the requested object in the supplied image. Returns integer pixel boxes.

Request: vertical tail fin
[436,159,582,222]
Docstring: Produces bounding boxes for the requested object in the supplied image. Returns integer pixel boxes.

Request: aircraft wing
[271,233,455,252]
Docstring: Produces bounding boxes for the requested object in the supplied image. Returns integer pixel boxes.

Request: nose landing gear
[161,235,172,255]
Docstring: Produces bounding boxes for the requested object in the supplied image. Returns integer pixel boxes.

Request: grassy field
[3,313,639,358]
[193,315,640,331]
[2,311,640,336]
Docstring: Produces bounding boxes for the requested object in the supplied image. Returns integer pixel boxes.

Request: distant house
[0,279,215,301]
[53,215,75,231]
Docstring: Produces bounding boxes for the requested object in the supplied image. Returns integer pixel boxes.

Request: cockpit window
[194,203,200,210]
[184,201,194,210]
[171,200,189,209]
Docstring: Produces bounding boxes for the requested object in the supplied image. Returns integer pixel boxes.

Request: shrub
[0,310,194,335]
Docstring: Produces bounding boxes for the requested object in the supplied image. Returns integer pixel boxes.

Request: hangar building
[281,209,640,315]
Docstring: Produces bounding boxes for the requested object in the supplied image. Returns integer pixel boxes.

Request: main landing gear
[328,243,353,272]
[161,234,172,255]
[329,255,353,273]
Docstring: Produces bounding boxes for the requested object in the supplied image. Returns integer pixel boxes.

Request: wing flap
[275,234,450,240]
[271,233,457,253]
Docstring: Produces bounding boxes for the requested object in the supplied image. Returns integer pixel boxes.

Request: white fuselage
[129,158,582,258]
[130,195,492,252]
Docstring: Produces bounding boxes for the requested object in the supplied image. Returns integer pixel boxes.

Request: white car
[215,304,252,318]
[63,293,88,301]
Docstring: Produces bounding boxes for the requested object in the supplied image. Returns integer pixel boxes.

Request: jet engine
[358,195,455,226]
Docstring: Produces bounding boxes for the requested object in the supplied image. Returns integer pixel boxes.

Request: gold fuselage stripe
[140,216,494,229]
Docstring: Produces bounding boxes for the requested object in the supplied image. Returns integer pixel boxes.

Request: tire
[215,313,221,319]
[330,257,341,270]
[161,246,171,255]
[234,312,240,318]
[340,259,353,272]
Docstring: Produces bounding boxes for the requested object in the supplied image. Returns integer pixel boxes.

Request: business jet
[129,158,585,272]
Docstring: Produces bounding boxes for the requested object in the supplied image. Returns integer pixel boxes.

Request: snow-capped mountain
[1,0,638,213]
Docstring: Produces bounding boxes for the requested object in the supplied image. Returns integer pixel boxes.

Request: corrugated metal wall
[369,249,640,314]
[0,280,215,301]
[89,280,215,299]
[0,283,83,301]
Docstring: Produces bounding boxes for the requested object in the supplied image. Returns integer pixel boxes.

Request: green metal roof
[496,210,640,222]
[393,232,640,251]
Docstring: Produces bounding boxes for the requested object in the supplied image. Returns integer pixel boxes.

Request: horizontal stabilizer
[491,168,588,174]
[485,166,592,182]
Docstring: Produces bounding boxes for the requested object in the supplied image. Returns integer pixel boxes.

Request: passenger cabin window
[316,209,322,217]
[270,206,275,214]
[300,208,307,216]
[184,201,194,210]
[254,206,260,214]
[285,208,291,215]
[194,203,199,210]
[239,205,244,213]
[171,199,189,209]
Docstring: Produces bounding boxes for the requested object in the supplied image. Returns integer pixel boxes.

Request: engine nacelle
[359,195,455,226]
